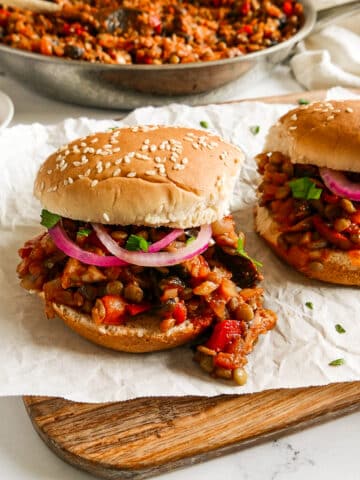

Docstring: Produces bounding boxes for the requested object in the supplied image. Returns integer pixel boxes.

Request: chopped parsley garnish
[328,358,345,367]
[125,234,150,252]
[186,236,196,245]
[77,228,92,237]
[250,125,260,135]
[335,324,346,334]
[107,126,118,131]
[200,120,209,129]
[298,98,310,105]
[305,301,313,310]
[236,237,263,268]
[289,177,322,200]
[40,209,61,229]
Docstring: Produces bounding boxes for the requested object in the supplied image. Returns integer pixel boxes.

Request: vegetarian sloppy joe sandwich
[17,125,276,384]
[255,100,360,285]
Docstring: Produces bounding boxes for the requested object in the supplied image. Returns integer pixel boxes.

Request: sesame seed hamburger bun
[34,125,244,229]
[255,100,360,286]
[265,100,360,172]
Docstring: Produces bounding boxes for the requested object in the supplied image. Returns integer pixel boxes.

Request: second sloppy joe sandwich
[255,100,360,285]
[17,125,276,384]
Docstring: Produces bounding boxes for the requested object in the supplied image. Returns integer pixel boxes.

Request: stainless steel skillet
[0,0,358,109]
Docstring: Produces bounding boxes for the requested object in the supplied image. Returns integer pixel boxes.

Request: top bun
[34,125,244,228]
[264,100,360,172]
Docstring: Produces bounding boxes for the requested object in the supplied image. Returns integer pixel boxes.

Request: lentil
[0,0,304,65]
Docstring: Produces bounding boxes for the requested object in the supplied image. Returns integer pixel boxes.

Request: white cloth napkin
[291,13,360,89]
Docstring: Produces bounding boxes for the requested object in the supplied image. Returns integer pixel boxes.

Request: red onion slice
[320,168,360,202]
[92,223,212,267]
[148,229,183,252]
[48,224,127,267]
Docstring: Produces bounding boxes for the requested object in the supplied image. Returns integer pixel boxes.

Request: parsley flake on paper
[335,324,346,334]
[328,358,345,367]
[289,177,322,200]
[40,209,61,229]
[305,301,313,310]
[250,125,260,135]
[236,238,263,268]
[126,234,150,252]
[200,120,209,129]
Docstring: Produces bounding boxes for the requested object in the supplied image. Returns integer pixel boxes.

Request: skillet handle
[313,0,360,34]
[3,0,60,13]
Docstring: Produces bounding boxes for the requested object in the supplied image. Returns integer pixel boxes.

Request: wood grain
[24,383,360,480]
[23,89,360,480]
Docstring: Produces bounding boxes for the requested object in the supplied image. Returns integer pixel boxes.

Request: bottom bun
[255,205,360,286]
[52,303,206,353]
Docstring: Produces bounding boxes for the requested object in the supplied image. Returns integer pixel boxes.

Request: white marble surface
[0,69,359,480]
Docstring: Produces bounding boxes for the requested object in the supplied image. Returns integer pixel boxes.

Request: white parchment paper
[0,88,359,402]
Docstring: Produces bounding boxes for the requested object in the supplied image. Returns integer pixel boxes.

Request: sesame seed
[110,139,119,145]
[103,213,110,222]
[290,114,297,121]
[63,179,68,186]
[289,126,297,130]
[65,149,70,155]
[47,169,52,175]
[81,155,88,164]
[192,143,200,150]
[91,179,98,187]
[84,169,91,177]
[105,162,111,169]
[91,138,98,143]
[182,157,189,164]
[154,156,163,163]
[131,127,139,132]
[141,145,149,152]
[80,142,87,147]
[60,163,68,171]
[145,170,156,176]
[68,177,74,184]
[127,171,136,177]
[346,107,353,113]
[96,149,103,155]
[113,168,121,176]
[327,115,335,121]
[104,144,112,149]
[144,139,150,145]
[150,145,157,152]
[113,147,121,152]
[173,164,185,170]
[40,181,45,191]
[124,156,131,164]
[115,158,122,165]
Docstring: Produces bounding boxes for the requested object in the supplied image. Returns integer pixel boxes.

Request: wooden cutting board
[23,89,360,480]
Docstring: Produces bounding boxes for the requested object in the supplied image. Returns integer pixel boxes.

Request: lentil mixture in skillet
[0,0,303,64]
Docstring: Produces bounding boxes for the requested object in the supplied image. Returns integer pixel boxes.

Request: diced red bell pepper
[205,320,244,352]
[350,211,360,225]
[99,295,127,325]
[322,192,339,204]
[126,303,151,316]
[283,1,293,16]
[312,215,352,250]
[173,302,187,324]
[240,1,251,16]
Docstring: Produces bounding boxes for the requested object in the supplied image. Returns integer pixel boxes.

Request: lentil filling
[257,151,360,271]
[17,215,276,383]
[0,0,304,64]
